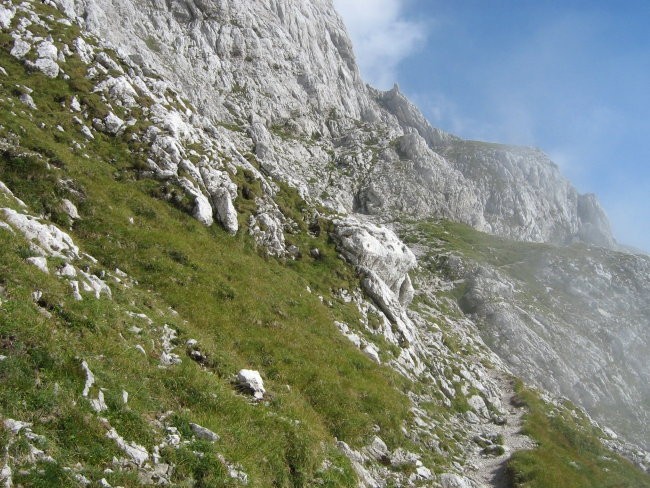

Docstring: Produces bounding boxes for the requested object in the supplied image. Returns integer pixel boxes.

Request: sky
[333,0,650,252]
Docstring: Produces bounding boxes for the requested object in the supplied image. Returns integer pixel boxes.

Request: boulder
[334,217,416,306]
[199,167,238,234]
[236,369,265,400]
[189,423,220,442]
[104,112,125,134]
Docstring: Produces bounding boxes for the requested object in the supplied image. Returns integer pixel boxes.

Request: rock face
[58,0,614,248]
[434,140,614,245]
[454,245,650,449]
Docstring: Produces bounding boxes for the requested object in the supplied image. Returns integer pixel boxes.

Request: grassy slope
[508,382,650,488]
[401,219,650,488]
[0,6,413,485]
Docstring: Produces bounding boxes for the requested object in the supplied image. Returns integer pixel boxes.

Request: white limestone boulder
[199,167,238,234]
[236,369,265,400]
[334,216,416,306]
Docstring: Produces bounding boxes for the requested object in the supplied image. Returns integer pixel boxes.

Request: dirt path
[467,371,536,487]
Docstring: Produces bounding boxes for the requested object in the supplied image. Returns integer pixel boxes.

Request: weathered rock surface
[454,246,650,449]
[57,0,614,248]
[334,216,416,305]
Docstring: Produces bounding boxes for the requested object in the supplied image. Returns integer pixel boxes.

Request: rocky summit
[0,0,648,487]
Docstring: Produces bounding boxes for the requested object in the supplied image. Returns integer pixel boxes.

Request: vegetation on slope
[0,10,414,484]
[507,381,650,488]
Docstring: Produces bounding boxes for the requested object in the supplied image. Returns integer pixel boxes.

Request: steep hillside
[0,1,648,487]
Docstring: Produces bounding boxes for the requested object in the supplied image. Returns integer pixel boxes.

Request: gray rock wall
[58,0,615,248]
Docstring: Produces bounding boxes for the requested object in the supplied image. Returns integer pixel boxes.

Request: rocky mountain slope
[55,0,612,246]
[0,0,648,487]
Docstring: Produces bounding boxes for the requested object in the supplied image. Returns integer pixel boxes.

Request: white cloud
[333,0,426,89]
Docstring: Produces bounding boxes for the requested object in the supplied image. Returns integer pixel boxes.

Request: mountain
[0,0,648,487]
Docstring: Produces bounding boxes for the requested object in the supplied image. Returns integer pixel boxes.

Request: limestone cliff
[56,0,613,247]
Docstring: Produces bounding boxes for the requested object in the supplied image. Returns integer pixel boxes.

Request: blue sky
[334,0,650,252]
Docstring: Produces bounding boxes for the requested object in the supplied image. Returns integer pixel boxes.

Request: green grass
[0,8,414,484]
[506,381,650,488]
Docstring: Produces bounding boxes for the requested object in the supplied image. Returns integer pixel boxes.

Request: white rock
[236,369,266,400]
[61,199,79,219]
[0,463,12,486]
[0,182,26,207]
[106,427,149,466]
[104,112,125,134]
[20,93,37,109]
[74,473,91,486]
[334,217,416,306]
[159,351,181,366]
[37,41,58,60]
[10,38,31,59]
[70,95,82,112]
[95,76,138,107]
[70,280,83,301]
[26,256,49,273]
[415,465,433,480]
[79,270,112,299]
[126,311,153,324]
[363,344,381,364]
[81,360,95,397]
[192,193,214,227]
[467,394,490,418]
[1,208,79,259]
[57,263,77,277]
[31,58,60,78]
[363,436,390,462]
[440,473,475,488]
[189,423,220,442]
[0,6,15,29]
[199,167,238,234]
[4,418,32,434]
[27,444,55,464]
[73,37,95,64]
[345,332,361,348]
[603,427,618,440]
[90,390,108,412]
